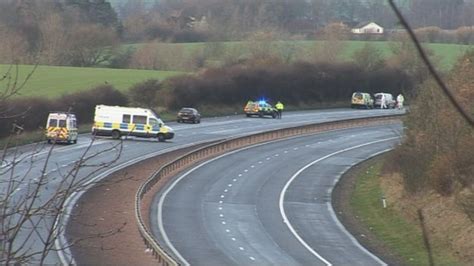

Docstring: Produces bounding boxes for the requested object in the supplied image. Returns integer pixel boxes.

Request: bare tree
[64,24,119,67]
[311,22,349,63]
[0,66,125,264]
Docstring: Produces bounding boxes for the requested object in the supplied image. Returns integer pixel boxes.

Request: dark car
[177,107,201,123]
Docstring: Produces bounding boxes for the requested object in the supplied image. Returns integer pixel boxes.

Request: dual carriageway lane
[0,108,403,264]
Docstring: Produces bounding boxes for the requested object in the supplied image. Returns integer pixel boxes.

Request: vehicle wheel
[111,130,121,140]
[272,112,276,119]
[246,114,251,117]
[157,134,165,142]
[259,113,263,118]
[177,120,181,123]
[197,119,201,124]
[73,139,77,144]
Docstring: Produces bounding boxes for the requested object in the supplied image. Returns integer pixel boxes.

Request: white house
[351,22,384,34]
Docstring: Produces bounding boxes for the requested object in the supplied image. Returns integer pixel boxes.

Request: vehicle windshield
[150,117,163,126]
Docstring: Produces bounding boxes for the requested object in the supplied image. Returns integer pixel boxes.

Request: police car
[244,100,277,118]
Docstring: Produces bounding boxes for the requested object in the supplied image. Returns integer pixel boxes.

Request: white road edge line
[326,148,393,266]
[279,137,398,266]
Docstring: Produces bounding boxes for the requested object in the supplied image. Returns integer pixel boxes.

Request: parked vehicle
[92,105,174,142]
[351,92,374,109]
[244,100,277,118]
[374,93,396,109]
[177,107,201,123]
[45,112,78,144]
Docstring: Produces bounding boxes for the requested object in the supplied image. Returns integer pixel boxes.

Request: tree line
[2,0,474,68]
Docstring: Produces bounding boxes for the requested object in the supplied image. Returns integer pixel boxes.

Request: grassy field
[351,162,460,266]
[0,65,183,99]
[126,40,471,70]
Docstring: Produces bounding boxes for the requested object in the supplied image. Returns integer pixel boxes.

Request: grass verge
[351,162,461,266]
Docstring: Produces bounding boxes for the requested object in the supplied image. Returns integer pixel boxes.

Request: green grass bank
[351,162,461,266]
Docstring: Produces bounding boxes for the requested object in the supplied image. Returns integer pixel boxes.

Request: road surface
[0,108,402,263]
[153,124,402,266]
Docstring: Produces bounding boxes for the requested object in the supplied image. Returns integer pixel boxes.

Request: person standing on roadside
[380,94,387,109]
[397,93,405,109]
[275,101,284,119]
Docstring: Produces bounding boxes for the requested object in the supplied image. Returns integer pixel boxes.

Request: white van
[45,112,78,144]
[92,105,174,142]
[374,93,396,109]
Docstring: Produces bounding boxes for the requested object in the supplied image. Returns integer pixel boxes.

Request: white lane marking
[220,214,224,218]
[231,237,236,241]
[157,139,301,266]
[238,174,242,177]
[284,151,288,153]
[266,157,270,160]
[279,137,397,266]
[251,165,255,168]
[239,247,245,251]
[219,207,223,210]
[228,184,232,187]
[221,195,225,198]
[293,147,298,150]
[226,229,230,233]
[258,161,263,164]
[233,179,237,182]
[244,169,248,172]
[224,189,228,193]
[156,130,400,266]
[274,154,279,157]
[250,256,256,261]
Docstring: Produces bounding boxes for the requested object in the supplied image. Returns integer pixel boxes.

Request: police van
[45,112,78,144]
[92,105,174,142]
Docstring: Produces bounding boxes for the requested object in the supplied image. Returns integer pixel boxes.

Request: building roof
[354,21,382,29]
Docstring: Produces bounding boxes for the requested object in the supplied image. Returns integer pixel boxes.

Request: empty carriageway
[152,123,402,266]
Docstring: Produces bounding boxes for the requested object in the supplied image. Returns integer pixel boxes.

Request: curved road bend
[153,123,402,266]
[0,109,402,263]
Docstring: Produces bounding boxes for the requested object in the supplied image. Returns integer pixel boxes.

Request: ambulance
[92,105,174,142]
[45,112,78,144]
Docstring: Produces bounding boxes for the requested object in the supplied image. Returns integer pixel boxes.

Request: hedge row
[164,62,414,109]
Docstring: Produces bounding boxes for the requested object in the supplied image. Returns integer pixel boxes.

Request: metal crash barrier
[135,114,404,265]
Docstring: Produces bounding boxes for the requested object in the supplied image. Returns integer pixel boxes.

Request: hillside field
[127,40,471,70]
[0,65,183,99]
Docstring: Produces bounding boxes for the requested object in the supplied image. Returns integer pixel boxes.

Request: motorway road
[152,124,402,266]
[0,108,403,264]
